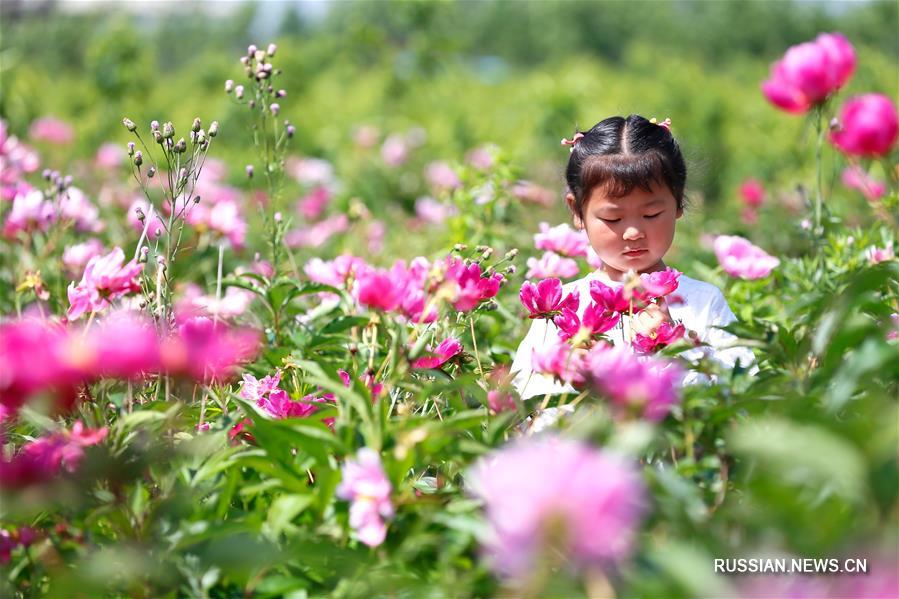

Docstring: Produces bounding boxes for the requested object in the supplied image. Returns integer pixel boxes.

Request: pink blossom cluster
[467,436,645,578]
[240,370,320,419]
[29,117,75,145]
[761,32,855,114]
[0,120,40,201]
[0,421,107,488]
[534,222,589,257]
[425,160,461,192]
[2,188,55,238]
[519,278,579,320]
[841,167,886,202]
[714,235,780,280]
[67,247,143,320]
[525,252,579,280]
[336,448,394,547]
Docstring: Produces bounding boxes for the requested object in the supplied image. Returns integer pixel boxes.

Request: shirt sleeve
[701,289,756,372]
[510,317,573,399]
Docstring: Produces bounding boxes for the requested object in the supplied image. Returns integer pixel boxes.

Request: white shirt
[511,270,755,399]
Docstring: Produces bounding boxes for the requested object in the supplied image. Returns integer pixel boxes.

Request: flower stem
[813,104,825,236]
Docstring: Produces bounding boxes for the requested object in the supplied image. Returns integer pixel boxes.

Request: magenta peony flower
[0,421,107,488]
[554,303,620,343]
[526,251,580,280]
[240,370,321,419]
[589,279,632,313]
[337,448,394,547]
[534,222,589,257]
[830,94,899,157]
[632,321,686,354]
[412,337,463,369]
[761,32,855,113]
[297,185,332,221]
[29,117,74,145]
[72,311,161,379]
[444,257,503,312]
[67,247,143,320]
[639,267,682,298]
[467,436,645,578]
[713,235,780,280]
[2,189,55,238]
[841,166,886,202]
[355,269,403,312]
[520,278,579,319]
[739,179,765,208]
[161,317,259,383]
[487,389,517,414]
[584,345,682,421]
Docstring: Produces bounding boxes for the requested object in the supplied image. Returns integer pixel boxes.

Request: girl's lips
[623,249,648,257]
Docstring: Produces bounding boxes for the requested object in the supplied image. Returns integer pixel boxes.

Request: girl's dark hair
[565,115,687,220]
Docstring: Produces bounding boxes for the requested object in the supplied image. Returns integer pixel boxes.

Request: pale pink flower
[526,251,580,280]
[3,189,55,237]
[208,200,247,249]
[180,285,255,319]
[584,345,682,421]
[632,321,686,354]
[841,166,886,202]
[520,278,578,319]
[127,197,165,239]
[353,125,380,149]
[412,337,463,369]
[67,247,143,319]
[585,246,604,269]
[738,178,765,208]
[761,32,855,113]
[467,437,645,578]
[713,235,780,280]
[381,134,409,167]
[304,255,370,288]
[29,117,74,144]
[94,143,124,169]
[511,181,555,206]
[415,196,457,225]
[62,239,104,276]
[58,187,102,233]
[0,120,40,200]
[241,370,319,419]
[161,316,259,383]
[830,93,899,157]
[285,214,349,248]
[425,160,461,191]
[337,448,394,547]
[534,222,589,257]
[865,242,893,265]
[287,157,336,187]
[465,145,496,171]
[531,341,585,386]
[297,185,331,220]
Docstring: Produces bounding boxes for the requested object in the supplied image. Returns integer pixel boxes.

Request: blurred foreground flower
[714,235,780,280]
[412,337,463,369]
[841,166,886,201]
[585,345,682,420]
[0,421,107,488]
[337,448,394,547]
[467,436,645,578]
[830,94,899,157]
[761,32,855,113]
[67,247,143,320]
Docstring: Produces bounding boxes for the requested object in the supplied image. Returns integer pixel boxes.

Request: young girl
[512,114,753,400]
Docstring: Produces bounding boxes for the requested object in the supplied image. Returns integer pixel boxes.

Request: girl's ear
[675,206,684,219]
[565,192,584,229]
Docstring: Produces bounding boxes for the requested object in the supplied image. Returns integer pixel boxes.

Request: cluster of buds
[121,117,218,172]
[41,168,73,194]
[225,42,287,117]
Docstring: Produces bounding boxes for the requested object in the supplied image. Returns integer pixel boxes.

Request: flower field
[1,3,897,597]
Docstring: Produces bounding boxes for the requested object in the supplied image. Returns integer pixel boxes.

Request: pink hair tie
[650,117,672,131]
[561,132,584,152]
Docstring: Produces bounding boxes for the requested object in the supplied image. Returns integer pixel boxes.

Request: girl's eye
[644,212,663,219]
[598,217,620,223]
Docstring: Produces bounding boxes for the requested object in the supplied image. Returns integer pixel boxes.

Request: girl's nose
[622,226,644,240]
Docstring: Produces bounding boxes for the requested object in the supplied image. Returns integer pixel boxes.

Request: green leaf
[265,494,313,539]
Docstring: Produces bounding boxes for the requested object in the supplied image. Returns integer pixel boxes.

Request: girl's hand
[631,299,674,336]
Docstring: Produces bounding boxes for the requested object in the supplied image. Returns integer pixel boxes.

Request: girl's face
[573,182,682,281]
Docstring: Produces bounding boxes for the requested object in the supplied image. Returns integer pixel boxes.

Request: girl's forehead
[588,185,675,207]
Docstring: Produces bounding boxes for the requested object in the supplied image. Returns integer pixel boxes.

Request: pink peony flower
[444,257,503,312]
[487,389,517,414]
[534,222,589,257]
[297,185,332,221]
[161,317,259,383]
[739,179,765,208]
[841,166,886,202]
[713,235,780,280]
[127,198,165,239]
[632,321,686,354]
[336,448,394,547]
[865,243,893,265]
[415,196,457,225]
[467,437,645,578]
[208,200,247,249]
[58,187,102,233]
[69,310,161,379]
[62,239,105,276]
[240,371,320,419]
[355,269,403,312]
[94,142,124,169]
[761,32,855,114]
[520,278,579,319]
[285,214,349,248]
[2,189,55,237]
[67,247,143,319]
[589,280,631,313]
[287,157,336,187]
[465,145,496,171]
[526,251,580,280]
[830,94,899,157]
[584,345,682,421]
[305,255,370,288]
[29,117,74,144]
[425,160,461,191]
[412,337,463,369]
[531,341,586,386]
[639,267,681,298]
[554,303,620,342]
[0,421,107,488]
[381,134,409,167]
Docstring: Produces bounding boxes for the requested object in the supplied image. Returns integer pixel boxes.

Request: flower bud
[263,63,273,72]
[192,117,201,132]
[286,125,296,138]
[240,56,249,66]
[42,169,51,180]
[256,69,269,80]
[270,103,280,116]
[150,120,159,131]
[481,300,499,311]
[276,89,286,98]
[162,122,175,139]
[133,151,143,166]
[178,167,188,185]
[122,117,136,131]
[196,130,206,144]
[246,165,254,178]
[267,43,277,56]
[254,50,266,63]
[63,175,73,188]
[175,138,186,153]
[481,248,494,260]
[274,212,282,222]
[135,207,146,221]
[248,100,256,109]
[208,121,219,137]
[504,248,519,260]
[247,44,257,56]
[235,85,245,99]
[453,243,468,252]
[829,117,842,132]
[147,166,156,178]
[224,79,234,93]
[504,265,517,275]
[139,246,149,262]
[127,142,135,156]
[156,255,166,268]
[153,130,163,143]
[193,196,201,204]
